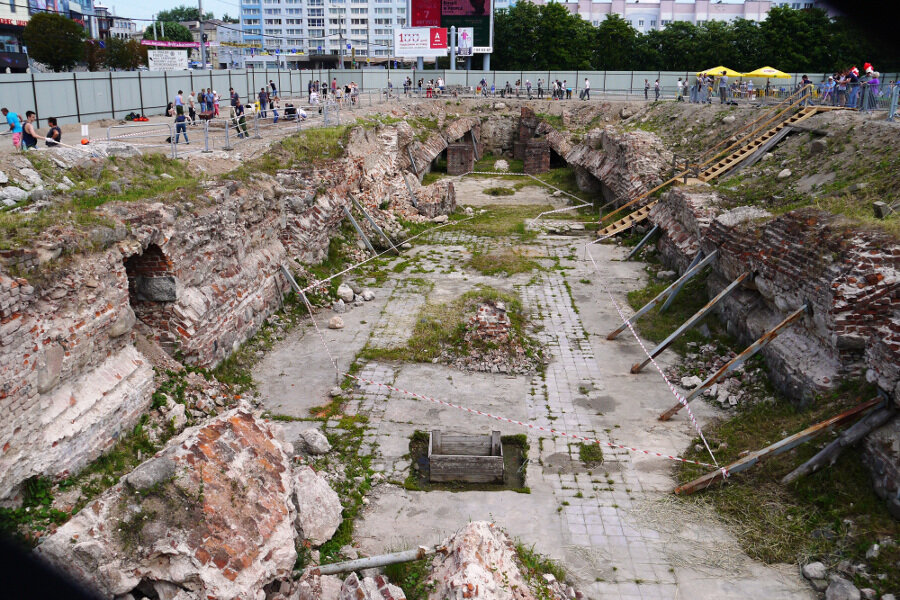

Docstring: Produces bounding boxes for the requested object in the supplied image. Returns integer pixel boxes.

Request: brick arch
[124,243,178,354]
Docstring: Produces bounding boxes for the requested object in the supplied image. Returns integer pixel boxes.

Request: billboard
[28,0,70,15]
[394,27,448,58]
[440,0,492,53]
[147,49,189,71]
[410,0,441,27]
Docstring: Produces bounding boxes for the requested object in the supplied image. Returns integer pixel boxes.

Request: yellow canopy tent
[697,66,742,78]
[742,66,792,78]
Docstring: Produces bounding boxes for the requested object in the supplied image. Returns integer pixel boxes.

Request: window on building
[351,7,367,13]
[351,28,366,34]
[309,28,325,37]
[650,19,656,27]
[661,19,671,25]
[308,8,323,15]
[308,18,324,26]
[351,18,367,24]
[263,18,283,25]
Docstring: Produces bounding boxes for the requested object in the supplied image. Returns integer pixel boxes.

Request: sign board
[147,49,189,71]
[142,40,201,49]
[28,0,69,16]
[409,0,492,53]
[456,27,473,56]
[393,27,448,58]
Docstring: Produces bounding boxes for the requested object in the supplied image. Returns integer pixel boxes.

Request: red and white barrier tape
[583,239,722,473]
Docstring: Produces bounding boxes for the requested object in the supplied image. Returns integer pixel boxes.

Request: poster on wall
[147,49,189,71]
[393,27,448,58]
[28,0,70,15]
[440,0,492,53]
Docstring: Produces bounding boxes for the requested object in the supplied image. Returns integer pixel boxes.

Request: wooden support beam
[625,225,660,261]
[659,304,808,421]
[674,398,881,495]
[407,146,419,174]
[781,403,894,485]
[631,272,749,373]
[606,250,717,340]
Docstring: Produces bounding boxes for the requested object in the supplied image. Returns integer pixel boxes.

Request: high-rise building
[239,0,408,68]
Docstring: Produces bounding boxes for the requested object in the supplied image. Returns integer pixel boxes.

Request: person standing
[270,79,278,98]
[644,79,649,100]
[654,79,660,101]
[21,111,38,150]
[676,78,683,102]
[188,91,197,124]
[718,71,729,104]
[308,79,314,99]
[174,110,189,144]
[583,78,590,100]
[526,79,532,99]
[258,88,268,118]
[537,78,543,99]
[44,117,61,147]
[175,90,184,115]
[1,107,23,150]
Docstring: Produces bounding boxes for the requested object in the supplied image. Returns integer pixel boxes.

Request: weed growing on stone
[483,186,515,196]
[578,442,604,466]
[678,380,900,595]
[515,541,566,586]
[0,476,70,545]
[473,153,524,174]
[384,558,435,600]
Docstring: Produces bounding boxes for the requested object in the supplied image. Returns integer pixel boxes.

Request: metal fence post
[138,71,145,116]
[73,72,82,123]
[203,120,211,153]
[223,117,233,151]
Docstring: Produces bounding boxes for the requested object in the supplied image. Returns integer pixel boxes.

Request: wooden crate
[428,430,504,483]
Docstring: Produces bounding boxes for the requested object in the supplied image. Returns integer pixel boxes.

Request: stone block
[524,138,550,174]
[446,143,474,176]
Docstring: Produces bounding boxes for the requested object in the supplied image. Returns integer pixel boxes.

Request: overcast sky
[110,0,241,22]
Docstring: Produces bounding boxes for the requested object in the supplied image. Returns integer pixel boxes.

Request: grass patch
[535,112,564,130]
[474,152,524,174]
[421,171,447,186]
[483,186,515,196]
[361,286,539,366]
[468,248,542,276]
[452,204,551,238]
[515,541,567,591]
[229,125,351,178]
[384,559,435,600]
[578,443,604,465]
[677,380,898,595]
[625,268,732,356]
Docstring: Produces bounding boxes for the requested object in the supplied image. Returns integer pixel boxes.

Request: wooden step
[598,200,659,237]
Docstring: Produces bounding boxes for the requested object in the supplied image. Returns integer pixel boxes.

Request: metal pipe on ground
[307,546,436,576]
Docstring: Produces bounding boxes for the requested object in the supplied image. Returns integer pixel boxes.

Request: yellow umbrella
[696,66,742,78]
[742,66,792,79]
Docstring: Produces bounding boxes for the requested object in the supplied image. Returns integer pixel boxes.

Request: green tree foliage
[22,13,85,72]
[105,39,147,71]
[84,40,105,71]
[220,14,239,24]
[492,3,898,72]
[493,2,593,70]
[143,21,195,43]
[156,6,213,22]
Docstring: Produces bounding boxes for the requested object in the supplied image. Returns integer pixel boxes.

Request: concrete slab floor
[254,215,813,599]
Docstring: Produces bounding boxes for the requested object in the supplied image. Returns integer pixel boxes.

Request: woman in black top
[45,117,61,147]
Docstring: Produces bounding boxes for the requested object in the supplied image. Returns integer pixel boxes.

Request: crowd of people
[306,78,363,107]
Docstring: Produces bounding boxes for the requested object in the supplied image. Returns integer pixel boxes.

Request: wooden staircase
[598,102,829,238]
[697,106,818,182]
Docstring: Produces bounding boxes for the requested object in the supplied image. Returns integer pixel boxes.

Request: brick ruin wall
[650,185,900,515]
[0,118,473,500]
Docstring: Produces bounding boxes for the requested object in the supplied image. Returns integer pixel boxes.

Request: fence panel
[111,72,142,119]
[31,74,74,126]
[75,72,114,122]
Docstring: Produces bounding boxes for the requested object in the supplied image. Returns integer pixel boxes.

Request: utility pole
[152,15,158,49]
[198,0,207,69]
[161,21,165,39]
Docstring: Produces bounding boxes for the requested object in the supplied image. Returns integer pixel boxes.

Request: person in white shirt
[582,78,590,100]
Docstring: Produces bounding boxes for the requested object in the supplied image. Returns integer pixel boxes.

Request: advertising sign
[410,0,441,27]
[147,49,189,71]
[393,27,448,58]
[409,0,492,54]
[441,0,492,52]
[456,27,473,56]
[28,0,69,15]
[141,40,202,49]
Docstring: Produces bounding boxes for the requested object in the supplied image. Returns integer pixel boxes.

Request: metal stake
[342,206,377,255]
[660,249,705,313]
[625,224,659,261]
[631,272,749,373]
[350,195,400,254]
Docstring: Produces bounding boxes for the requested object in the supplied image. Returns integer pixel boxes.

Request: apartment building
[239,0,408,67]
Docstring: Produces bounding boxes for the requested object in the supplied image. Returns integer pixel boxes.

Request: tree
[493,1,593,70]
[220,14,239,24]
[84,39,105,71]
[156,6,213,22]
[143,21,195,43]
[592,15,638,70]
[105,38,147,70]
[22,13,85,71]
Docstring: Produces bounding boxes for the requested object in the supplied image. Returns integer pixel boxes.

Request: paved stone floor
[257,212,813,599]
